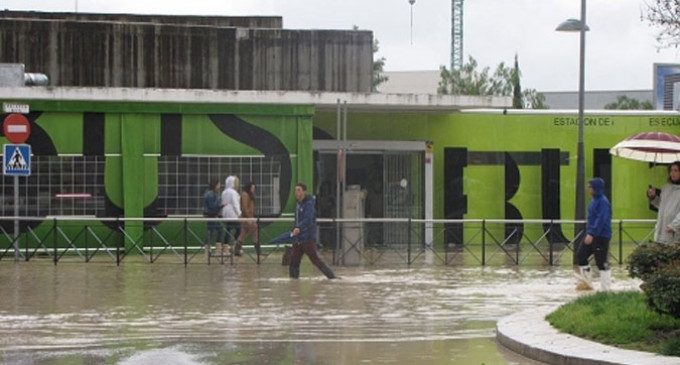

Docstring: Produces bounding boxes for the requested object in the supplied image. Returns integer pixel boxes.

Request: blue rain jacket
[294,195,317,242]
[587,178,612,239]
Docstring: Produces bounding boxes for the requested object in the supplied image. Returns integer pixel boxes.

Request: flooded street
[0,259,640,364]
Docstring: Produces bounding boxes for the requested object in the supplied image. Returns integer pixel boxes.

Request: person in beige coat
[236,182,261,258]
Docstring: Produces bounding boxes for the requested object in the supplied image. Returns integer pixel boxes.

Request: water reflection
[0,261,639,364]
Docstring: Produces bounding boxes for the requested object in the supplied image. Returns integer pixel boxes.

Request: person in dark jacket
[288,183,336,279]
[575,177,612,291]
[203,179,224,260]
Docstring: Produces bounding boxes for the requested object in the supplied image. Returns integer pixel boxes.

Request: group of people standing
[203,179,336,279]
[577,161,680,291]
[203,176,259,260]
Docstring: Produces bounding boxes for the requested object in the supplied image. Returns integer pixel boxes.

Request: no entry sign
[3,114,30,144]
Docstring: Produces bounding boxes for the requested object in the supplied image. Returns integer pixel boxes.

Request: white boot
[575,265,594,291]
[600,270,612,291]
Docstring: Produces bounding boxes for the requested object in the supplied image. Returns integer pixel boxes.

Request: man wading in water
[288,183,337,279]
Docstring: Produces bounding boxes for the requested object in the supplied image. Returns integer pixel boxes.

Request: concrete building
[541,90,653,109]
[378,70,442,94]
[381,70,654,109]
[0,11,373,92]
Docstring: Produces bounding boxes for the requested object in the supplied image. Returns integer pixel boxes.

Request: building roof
[0,87,511,113]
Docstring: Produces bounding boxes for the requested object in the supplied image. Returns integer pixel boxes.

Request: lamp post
[556,0,588,264]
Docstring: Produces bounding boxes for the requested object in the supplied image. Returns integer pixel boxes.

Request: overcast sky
[5,0,680,92]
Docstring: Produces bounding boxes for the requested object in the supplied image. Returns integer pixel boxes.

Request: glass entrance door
[314,145,424,250]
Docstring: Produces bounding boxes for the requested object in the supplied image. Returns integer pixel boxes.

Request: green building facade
[2,89,679,251]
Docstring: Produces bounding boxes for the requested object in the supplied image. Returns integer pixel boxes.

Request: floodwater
[0,257,640,365]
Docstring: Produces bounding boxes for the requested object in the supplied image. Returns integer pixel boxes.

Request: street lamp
[556,0,588,264]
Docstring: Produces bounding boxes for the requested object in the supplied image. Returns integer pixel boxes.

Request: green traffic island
[546,291,680,357]
[548,243,680,357]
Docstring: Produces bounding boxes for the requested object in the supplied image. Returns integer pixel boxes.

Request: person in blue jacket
[575,177,612,291]
[203,179,224,260]
[288,182,336,279]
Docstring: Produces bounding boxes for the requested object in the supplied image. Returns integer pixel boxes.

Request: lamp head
[556,18,590,32]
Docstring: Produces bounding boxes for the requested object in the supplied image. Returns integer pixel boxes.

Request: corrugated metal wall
[0,12,373,92]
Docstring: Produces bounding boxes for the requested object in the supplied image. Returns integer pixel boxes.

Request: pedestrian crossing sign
[3,144,31,176]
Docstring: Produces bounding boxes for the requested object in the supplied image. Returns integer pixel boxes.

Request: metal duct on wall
[24,73,49,86]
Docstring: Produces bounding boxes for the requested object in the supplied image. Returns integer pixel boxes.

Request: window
[0,155,283,217]
[0,156,106,216]
[157,156,282,216]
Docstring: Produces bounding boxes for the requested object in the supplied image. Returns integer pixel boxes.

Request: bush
[660,335,680,357]
[628,243,680,320]
[641,265,680,319]
[627,243,680,280]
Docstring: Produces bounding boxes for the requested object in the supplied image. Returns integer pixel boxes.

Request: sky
[4,0,680,92]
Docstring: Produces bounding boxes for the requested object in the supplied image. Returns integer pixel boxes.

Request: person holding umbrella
[610,132,680,244]
[646,161,680,245]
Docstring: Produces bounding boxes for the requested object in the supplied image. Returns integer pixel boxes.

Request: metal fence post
[618,220,623,264]
[84,224,89,263]
[549,220,554,266]
[24,220,29,262]
[116,218,121,267]
[481,220,486,266]
[256,217,261,265]
[53,218,58,265]
[407,218,412,265]
[149,219,154,264]
[184,218,188,266]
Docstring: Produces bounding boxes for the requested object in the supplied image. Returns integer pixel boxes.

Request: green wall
[4,98,680,252]
[3,100,314,251]
[315,111,680,222]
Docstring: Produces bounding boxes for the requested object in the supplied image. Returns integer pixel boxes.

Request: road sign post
[3,113,31,261]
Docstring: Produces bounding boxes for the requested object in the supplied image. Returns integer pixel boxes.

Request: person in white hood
[221,175,242,255]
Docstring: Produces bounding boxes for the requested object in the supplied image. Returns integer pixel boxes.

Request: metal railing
[0,216,657,267]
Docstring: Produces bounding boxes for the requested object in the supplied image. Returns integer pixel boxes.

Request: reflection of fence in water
[0,217,656,267]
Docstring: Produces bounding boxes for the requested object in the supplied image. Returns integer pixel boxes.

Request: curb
[496,306,680,365]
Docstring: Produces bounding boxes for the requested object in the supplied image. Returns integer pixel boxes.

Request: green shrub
[641,265,680,319]
[627,243,680,320]
[659,335,680,357]
[627,243,680,280]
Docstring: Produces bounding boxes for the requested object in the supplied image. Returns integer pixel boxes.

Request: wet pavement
[0,259,643,364]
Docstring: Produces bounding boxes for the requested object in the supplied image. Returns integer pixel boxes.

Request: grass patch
[546,291,680,356]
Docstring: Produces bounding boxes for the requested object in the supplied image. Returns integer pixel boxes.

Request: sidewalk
[496,306,680,365]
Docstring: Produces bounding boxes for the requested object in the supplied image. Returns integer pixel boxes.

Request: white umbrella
[609,131,680,164]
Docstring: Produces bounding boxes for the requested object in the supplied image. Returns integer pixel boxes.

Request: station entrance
[313,141,431,261]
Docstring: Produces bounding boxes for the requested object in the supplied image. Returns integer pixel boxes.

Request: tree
[512,54,523,109]
[439,55,548,109]
[604,95,654,110]
[645,1,680,49]
[438,56,510,95]
[522,89,549,109]
[372,39,389,92]
[354,25,389,92]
